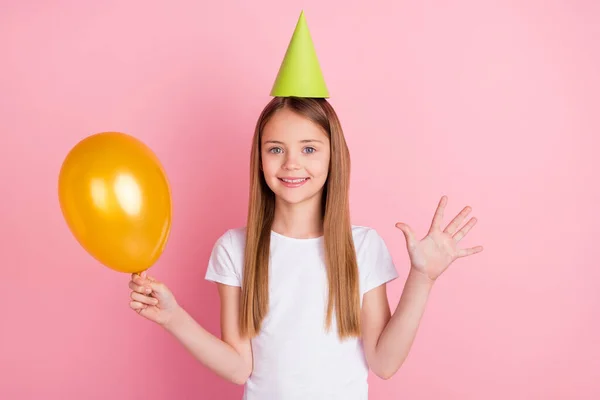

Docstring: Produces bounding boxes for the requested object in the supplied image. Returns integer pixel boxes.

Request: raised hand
[395,196,483,282]
[129,271,180,327]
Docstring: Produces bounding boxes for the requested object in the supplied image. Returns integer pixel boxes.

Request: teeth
[282,178,306,183]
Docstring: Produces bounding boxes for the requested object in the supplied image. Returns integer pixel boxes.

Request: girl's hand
[128,271,180,327]
[395,196,483,282]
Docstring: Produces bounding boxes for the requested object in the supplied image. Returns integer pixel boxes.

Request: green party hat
[270,11,329,98]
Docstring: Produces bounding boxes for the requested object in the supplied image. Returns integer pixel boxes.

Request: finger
[128,280,152,295]
[134,272,157,285]
[130,291,159,306]
[453,217,478,242]
[395,222,416,248]
[130,301,146,312]
[444,205,472,235]
[429,196,448,233]
[132,273,147,286]
[457,246,484,258]
[132,274,157,292]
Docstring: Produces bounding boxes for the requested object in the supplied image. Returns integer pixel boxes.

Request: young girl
[127,97,483,400]
[127,12,483,400]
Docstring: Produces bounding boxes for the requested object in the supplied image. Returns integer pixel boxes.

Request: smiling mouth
[278,177,309,187]
[279,178,308,183]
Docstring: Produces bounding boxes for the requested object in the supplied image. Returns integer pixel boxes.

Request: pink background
[1,1,599,399]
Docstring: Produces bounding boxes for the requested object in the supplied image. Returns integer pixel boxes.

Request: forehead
[262,108,328,143]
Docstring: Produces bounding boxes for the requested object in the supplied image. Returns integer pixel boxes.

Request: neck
[271,195,323,239]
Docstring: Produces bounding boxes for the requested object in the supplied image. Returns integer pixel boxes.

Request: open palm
[395,196,483,281]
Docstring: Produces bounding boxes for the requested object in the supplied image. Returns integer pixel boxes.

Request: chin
[276,193,314,205]
[274,187,325,206]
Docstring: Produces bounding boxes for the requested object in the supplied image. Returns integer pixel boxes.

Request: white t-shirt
[204,225,399,400]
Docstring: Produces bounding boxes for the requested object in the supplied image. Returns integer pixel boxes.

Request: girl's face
[261,108,331,206]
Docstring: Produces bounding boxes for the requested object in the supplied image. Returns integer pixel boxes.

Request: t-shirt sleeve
[362,229,399,294]
[204,230,242,287]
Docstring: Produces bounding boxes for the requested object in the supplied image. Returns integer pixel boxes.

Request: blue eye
[304,147,316,154]
[269,147,282,154]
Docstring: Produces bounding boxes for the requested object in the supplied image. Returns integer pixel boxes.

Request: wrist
[162,304,186,333]
[408,267,436,288]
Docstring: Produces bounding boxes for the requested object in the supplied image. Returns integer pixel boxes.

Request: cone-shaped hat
[270,11,329,98]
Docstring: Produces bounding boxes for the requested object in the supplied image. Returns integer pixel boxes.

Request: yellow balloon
[58,132,172,274]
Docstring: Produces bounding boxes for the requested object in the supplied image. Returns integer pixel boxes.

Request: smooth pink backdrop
[1,1,599,399]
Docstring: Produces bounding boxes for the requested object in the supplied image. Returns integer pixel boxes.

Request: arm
[362,195,483,379]
[361,269,434,380]
[161,283,253,385]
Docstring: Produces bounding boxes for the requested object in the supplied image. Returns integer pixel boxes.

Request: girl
[127,97,483,400]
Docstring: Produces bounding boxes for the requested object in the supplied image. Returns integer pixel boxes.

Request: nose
[282,153,301,171]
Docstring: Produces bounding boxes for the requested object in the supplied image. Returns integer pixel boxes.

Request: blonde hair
[240,97,360,340]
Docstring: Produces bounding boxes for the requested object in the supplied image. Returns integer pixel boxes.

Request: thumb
[148,279,169,297]
[395,222,416,247]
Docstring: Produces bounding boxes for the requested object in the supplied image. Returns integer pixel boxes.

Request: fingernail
[145,287,151,294]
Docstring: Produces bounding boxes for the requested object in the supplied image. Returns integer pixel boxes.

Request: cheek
[261,156,279,177]
[307,155,330,178]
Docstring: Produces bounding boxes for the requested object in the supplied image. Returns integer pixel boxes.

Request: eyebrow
[264,139,324,144]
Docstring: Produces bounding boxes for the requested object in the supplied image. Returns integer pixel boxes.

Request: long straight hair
[240,97,361,340]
